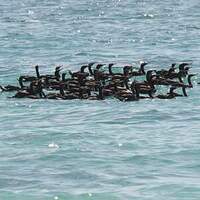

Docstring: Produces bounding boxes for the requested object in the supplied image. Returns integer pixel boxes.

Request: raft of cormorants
[0,62,196,101]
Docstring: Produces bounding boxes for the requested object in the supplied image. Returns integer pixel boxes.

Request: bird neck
[80,65,86,73]
[62,74,66,82]
[35,66,40,78]
[139,64,145,74]
[55,70,60,81]
[18,78,24,88]
[182,87,188,96]
[98,87,104,100]
[88,66,94,75]
[108,65,113,75]
[188,75,193,86]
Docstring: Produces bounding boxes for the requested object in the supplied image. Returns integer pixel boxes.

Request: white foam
[88,193,92,197]
[48,142,59,149]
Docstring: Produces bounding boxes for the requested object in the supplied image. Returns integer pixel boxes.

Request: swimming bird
[69,65,88,78]
[35,65,62,80]
[167,86,188,97]
[115,83,139,102]
[156,86,187,99]
[131,62,148,76]
[131,80,155,98]
[156,87,177,99]
[0,84,21,92]
[165,63,191,79]
[11,79,45,99]
[156,63,176,78]
[69,62,96,79]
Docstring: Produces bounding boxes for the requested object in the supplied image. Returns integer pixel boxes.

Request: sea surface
[0,0,200,199]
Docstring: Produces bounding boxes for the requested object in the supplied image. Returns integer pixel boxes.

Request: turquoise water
[0,0,200,199]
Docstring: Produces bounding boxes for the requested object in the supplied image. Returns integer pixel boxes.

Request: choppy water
[0,0,200,199]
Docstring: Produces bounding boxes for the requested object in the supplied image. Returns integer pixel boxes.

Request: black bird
[0,84,21,92]
[131,62,148,76]
[35,65,62,80]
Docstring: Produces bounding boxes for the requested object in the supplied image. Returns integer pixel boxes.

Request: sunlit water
[0,0,200,199]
